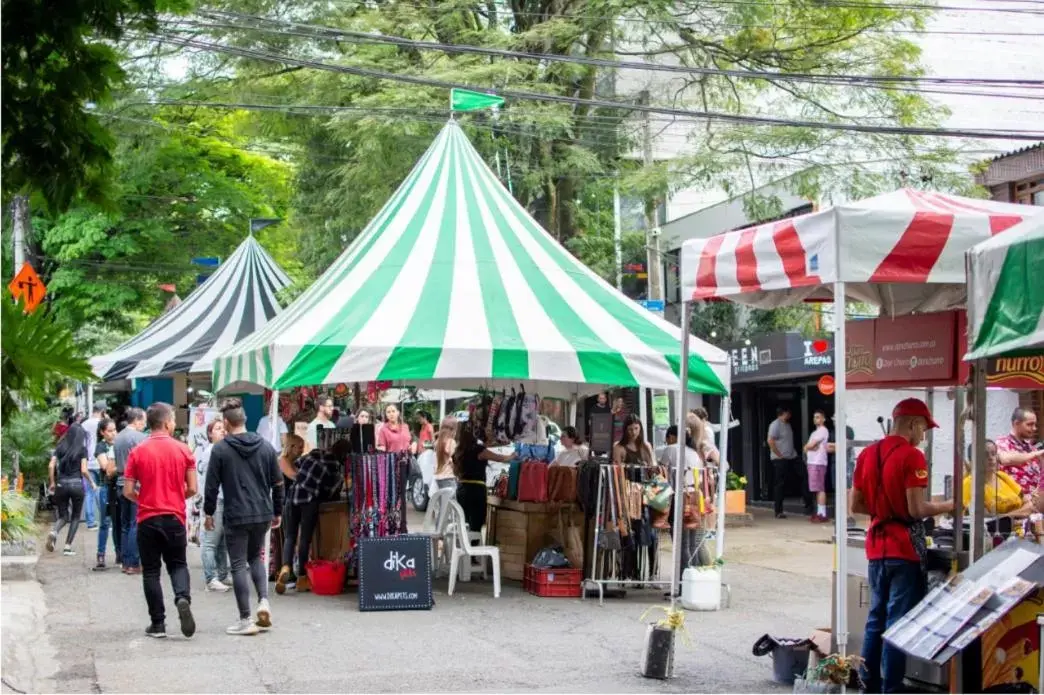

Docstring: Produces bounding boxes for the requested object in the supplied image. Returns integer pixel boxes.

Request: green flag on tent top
[451,88,504,112]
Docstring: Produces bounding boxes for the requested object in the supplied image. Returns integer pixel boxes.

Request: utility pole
[613,177,623,290]
[11,195,29,269]
[640,91,662,303]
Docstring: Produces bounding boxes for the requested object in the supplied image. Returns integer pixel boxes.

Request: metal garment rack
[582,462,708,605]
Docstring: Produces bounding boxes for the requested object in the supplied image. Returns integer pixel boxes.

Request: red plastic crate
[523,564,583,598]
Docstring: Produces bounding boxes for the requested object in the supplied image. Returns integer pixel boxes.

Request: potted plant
[725,471,747,514]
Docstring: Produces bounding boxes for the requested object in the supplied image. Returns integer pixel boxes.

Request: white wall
[845,388,1019,497]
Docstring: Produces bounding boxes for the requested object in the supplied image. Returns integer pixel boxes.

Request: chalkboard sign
[358,535,434,612]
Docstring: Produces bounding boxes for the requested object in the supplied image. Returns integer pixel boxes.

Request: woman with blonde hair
[433,417,459,493]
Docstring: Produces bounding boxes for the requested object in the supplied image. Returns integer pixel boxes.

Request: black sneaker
[176,597,196,638]
[145,623,167,639]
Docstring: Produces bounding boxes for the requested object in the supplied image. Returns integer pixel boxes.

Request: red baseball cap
[892,398,938,429]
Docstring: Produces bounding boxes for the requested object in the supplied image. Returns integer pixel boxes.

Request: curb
[0,555,38,582]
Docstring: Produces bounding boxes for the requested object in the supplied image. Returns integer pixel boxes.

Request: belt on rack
[460,479,485,486]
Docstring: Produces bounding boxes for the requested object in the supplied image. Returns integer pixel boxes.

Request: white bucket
[681,567,721,611]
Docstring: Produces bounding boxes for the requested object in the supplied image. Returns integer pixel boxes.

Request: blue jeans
[117,485,140,568]
[84,471,99,526]
[861,559,926,694]
[95,478,121,559]
[201,502,230,584]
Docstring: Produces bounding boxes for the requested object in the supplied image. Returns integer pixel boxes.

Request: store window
[1014,177,1044,206]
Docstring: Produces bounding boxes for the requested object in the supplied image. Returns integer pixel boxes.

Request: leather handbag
[517,461,549,503]
[547,465,578,503]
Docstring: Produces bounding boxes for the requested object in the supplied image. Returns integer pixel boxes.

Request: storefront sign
[847,312,958,385]
[358,535,434,611]
[986,352,1044,390]
[724,332,834,383]
[818,375,835,396]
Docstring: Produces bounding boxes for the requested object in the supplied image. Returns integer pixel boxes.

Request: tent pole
[439,390,447,421]
[715,394,730,560]
[971,360,987,562]
[833,283,849,662]
[670,302,692,606]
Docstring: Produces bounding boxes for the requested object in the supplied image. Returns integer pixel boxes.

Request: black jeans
[282,500,320,573]
[772,457,812,515]
[52,477,86,545]
[226,521,270,620]
[137,514,191,626]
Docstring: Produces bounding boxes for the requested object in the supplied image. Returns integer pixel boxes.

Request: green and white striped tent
[213,120,728,396]
[966,213,1044,360]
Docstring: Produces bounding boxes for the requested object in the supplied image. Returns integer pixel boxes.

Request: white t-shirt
[307,418,336,448]
[256,415,288,447]
[83,417,100,470]
[660,445,702,487]
[552,446,588,468]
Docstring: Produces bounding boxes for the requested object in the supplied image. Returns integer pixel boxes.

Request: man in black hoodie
[204,398,283,636]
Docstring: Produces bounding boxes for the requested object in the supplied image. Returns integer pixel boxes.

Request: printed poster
[188,406,220,455]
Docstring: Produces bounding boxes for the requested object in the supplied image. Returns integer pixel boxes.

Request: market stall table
[485,496,584,581]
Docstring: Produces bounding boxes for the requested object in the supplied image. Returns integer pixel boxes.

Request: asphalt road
[30,513,832,693]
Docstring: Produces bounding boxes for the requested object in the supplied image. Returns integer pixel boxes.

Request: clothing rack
[345,452,411,574]
[583,461,673,605]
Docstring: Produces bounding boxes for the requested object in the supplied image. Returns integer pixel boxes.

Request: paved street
[12,510,834,693]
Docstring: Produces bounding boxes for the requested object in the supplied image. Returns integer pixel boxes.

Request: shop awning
[965,214,1044,360]
[679,189,1043,316]
[213,120,729,396]
[91,236,291,381]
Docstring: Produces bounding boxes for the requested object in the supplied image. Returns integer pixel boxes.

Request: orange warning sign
[7,262,46,313]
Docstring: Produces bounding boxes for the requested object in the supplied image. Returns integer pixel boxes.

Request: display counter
[486,496,584,581]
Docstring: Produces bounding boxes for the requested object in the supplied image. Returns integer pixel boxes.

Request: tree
[1,0,189,212]
[32,109,301,342]
[141,0,971,287]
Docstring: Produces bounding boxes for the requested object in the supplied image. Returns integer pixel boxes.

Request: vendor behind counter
[963,439,1036,519]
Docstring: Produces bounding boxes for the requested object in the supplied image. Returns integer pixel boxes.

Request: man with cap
[851,398,954,694]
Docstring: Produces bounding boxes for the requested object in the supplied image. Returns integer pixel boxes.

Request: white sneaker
[207,578,230,592]
[256,598,272,631]
[63,545,75,556]
[226,619,259,636]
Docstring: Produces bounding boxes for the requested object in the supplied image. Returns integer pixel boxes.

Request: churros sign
[986,353,1044,390]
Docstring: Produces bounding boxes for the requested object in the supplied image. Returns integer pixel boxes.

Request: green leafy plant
[1,298,95,424]
[1,408,59,486]
[726,471,747,492]
[1,491,37,542]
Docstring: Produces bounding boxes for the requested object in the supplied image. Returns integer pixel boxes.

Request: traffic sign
[8,262,46,313]
[638,299,665,313]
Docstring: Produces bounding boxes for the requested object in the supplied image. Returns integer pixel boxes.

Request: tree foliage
[1,0,191,212]
[32,109,301,343]
[133,0,972,291]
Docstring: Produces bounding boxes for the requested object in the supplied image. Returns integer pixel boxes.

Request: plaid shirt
[997,433,1040,492]
[291,450,343,506]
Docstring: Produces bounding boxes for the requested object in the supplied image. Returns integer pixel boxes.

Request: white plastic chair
[420,487,457,535]
[446,501,501,598]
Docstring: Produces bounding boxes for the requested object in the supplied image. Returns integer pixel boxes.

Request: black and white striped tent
[91,236,291,382]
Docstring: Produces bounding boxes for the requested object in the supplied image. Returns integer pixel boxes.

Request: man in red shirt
[851,398,954,694]
[123,402,198,639]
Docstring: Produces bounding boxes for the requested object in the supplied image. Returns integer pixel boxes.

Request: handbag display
[547,465,578,503]
[507,459,523,500]
[517,461,549,503]
[643,473,674,513]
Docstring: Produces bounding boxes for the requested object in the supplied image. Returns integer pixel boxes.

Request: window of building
[1014,177,1044,206]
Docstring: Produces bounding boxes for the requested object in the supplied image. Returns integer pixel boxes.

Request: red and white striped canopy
[680,189,1042,315]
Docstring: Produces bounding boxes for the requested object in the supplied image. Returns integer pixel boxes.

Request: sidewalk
[1,574,59,694]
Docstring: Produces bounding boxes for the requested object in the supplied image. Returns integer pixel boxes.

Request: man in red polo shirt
[851,398,954,694]
[123,402,198,639]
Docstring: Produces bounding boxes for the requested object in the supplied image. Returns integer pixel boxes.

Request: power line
[133,30,1044,140]
[187,11,1044,90]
